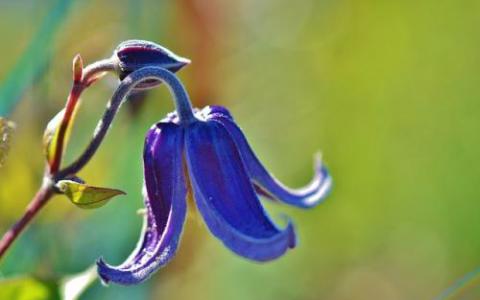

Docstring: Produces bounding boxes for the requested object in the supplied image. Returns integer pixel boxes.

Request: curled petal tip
[186,121,297,262]
[211,114,332,208]
[96,256,160,286]
[96,258,111,286]
[96,123,187,286]
[196,202,298,262]
[248,221,297,262]
[285,221,297,249]
[277,216,297,249]
[313,152,323,168]
[312,154,333,201]
[238,221,297,263]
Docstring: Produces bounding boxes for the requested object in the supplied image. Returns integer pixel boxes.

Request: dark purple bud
[113,40,190,90]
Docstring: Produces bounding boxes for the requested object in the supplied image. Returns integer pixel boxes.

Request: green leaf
[0,277,60,300]
[43,109,65,165]
[43,103,80,169]
[0,117,15,168]
[56,180,125,209]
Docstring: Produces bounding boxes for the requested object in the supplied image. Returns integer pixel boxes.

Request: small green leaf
[43,109,63,164]
[0,117,15,168]
[43,104,80,169]
[56,180,125,209]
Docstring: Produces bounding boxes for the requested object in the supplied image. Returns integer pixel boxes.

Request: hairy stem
[82,59,116,87]
[0,58,115,261]
[0,63,190,261]
[56,66,194,179]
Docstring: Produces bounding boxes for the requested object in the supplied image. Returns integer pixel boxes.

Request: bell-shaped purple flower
[97,103,331,285]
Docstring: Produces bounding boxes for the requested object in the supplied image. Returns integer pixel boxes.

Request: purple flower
[97,104,331,285]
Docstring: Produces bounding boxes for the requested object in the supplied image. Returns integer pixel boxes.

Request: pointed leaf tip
[57,180,125,209]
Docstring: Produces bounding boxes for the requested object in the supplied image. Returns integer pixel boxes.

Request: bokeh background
[1,0,480,299]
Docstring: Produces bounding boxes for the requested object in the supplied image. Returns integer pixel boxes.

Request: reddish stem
[0,180,54,260]
[0,58,115,261]
[49,57,114,173]
[49,84,83,173]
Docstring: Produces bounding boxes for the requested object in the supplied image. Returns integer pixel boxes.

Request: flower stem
[49,58,115,173]
[0,58,115,261]
[0,64,189,261]
[82,59,116,87]
[49,84,82,173]
[56,66,194,179]
[0,178,54,260]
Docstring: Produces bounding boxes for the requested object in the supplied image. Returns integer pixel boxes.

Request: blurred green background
[1,0,480,299]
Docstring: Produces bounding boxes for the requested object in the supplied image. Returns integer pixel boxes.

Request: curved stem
[0,65,192,260]
[56,66,194,179]
[48,84,82,173]
[0,59,116,261]
[82,59,116,87]
[49,58,116,173]
[0,178,55,260]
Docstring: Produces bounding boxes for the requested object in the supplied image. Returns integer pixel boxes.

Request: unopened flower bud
[113,40,190,90]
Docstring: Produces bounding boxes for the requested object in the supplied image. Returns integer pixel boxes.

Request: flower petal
[97,123,186,285]
[185,121,296,262]
[210,111,331,208]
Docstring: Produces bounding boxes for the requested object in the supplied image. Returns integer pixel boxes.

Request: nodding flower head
[94,45,331,285]
[113,40,190,90]
[96,103,332,285]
